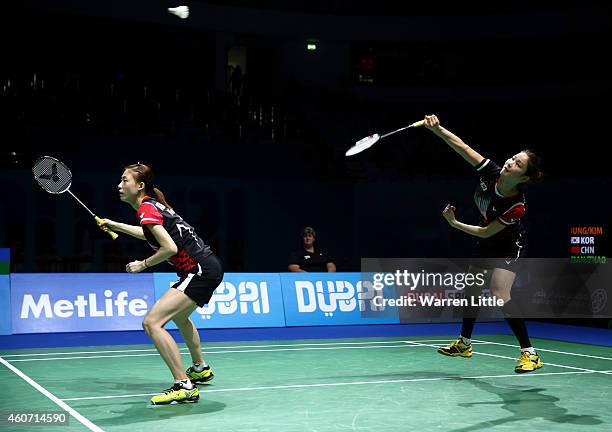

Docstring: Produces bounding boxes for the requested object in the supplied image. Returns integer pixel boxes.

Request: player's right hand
[97,218,117,233]
[424,114,441,131]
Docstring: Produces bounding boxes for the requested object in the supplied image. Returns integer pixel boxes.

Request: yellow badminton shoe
[437,338,473,358]
[150,382,199,405]
[186,364,215,384]
[514,351,543,373]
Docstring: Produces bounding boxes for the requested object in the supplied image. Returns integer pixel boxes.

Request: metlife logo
[153,273,286,329]
[281,273,399,326]
[11,274,155,333]
[20,290,148,319]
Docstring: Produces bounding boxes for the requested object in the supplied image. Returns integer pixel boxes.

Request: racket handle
[94,216,119,240]
[409,120,425,128]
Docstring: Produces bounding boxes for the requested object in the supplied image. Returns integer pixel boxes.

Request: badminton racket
[32,156,119,240]
[345,120,425,157]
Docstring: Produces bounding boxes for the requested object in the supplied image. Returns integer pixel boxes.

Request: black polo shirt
[289,248,333,272]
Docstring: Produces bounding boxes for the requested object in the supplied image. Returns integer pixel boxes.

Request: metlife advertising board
[280,273,399,326]
[6,273,401,334]
[11,274,155,333]
[153,273,286,329]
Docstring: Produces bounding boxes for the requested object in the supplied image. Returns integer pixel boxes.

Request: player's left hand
[442,204,457,225]
[126,260,146,273]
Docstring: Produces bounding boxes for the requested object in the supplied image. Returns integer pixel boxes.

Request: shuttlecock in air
[168,6,189,19]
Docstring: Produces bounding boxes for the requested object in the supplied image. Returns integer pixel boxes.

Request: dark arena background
[0,1,611,431]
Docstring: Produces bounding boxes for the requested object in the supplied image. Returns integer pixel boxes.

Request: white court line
[7,340,488,362]
[60,370,604,402]
[403,341,612,376]
[472,338,612,362]
[0,339,461,358]
[7,343,435,362]
[0,356,104,431]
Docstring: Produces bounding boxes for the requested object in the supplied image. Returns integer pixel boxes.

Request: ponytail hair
[124,163,173,210]
[152,186,172,210]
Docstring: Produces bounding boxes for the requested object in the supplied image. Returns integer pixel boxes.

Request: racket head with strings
[31,156,119,240]
[32,156,73,194]
[345,133,381,157]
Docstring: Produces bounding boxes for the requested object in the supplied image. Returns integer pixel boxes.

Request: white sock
[460,336,471,345]
[176,379,194,389]
[192,362,207,372]
[521,347,536,355]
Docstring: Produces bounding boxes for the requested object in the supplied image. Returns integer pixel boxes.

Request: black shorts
[172,254,224,307]
[472,232,527,272]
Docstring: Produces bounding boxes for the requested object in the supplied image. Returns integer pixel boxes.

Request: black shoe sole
[437,349,472,358]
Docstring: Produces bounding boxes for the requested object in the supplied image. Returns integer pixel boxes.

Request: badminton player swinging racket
[98,163,223,404]
[423,115,545,373]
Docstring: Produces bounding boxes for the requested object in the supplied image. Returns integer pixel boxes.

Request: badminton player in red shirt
[99,163,223,404]
[424,115,544,373]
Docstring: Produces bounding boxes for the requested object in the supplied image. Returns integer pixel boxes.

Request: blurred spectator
[229,65,244,98]
[288,227,336,272]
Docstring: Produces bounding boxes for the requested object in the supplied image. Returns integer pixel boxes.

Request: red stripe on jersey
[137,202,163,226]
[169,248,197,272]
[498,203,526,225]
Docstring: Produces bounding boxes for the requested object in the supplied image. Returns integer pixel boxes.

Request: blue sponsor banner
[11,274,155,334]
[0,275,10,335]
[153,273,286,329]
[280,273,400,326]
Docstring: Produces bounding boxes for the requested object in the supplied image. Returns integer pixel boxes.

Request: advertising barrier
[11,274,155,333]
[280,273,399,326]
[153,273,286,329]
[4,262,611,334]
[0,275,10,335]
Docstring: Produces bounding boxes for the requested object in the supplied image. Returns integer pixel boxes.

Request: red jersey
[137,196,211,272]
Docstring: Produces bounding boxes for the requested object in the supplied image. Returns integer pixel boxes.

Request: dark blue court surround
[0,321,610,350]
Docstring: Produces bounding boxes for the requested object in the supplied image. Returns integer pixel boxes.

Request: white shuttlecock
[168,6,189,19]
